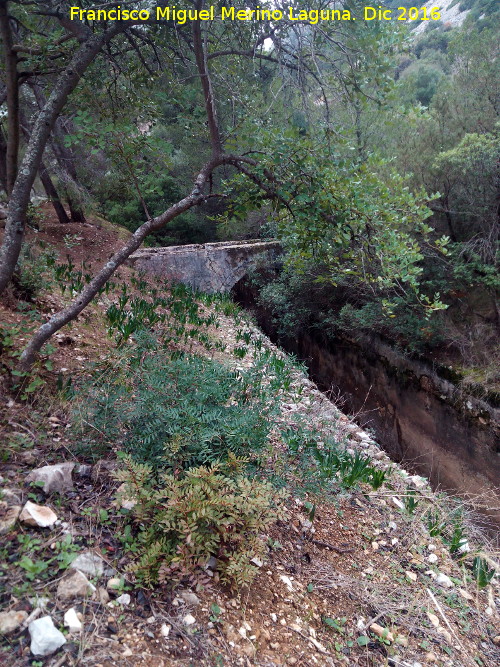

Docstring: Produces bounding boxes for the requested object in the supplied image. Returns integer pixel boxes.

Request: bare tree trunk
[0,23,125,296]
[192,12,222,155]
[0,0,19,195]
[0,128,8,193]
[19,108,70,225]
[18,155,226,369]
[66,195,85,223]
[39,162,70,225]
[31,83,86,222]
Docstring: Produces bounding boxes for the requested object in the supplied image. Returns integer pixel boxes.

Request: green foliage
[308,441,389,490]
[400,62,446,106]
[472,557,495,589]
[223,132,447,318]
[73,321,289,469]
[447,519,468,558]
[114,456,288,589]
[404,490,419,516]
[0,316,55,400]
[426,510,447,537]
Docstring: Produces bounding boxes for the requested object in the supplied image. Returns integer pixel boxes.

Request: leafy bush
[115,456,288,589]
[74,330,282,468]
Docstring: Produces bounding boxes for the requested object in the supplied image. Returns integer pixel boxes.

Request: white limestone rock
[70,551,104,578]
[29,616,66,656]
[57,569,96,600]
[0,501,21,535]
[26,463,74,494]
[0,610,28,635]
[19,501,57,528]
[64,607,82,633]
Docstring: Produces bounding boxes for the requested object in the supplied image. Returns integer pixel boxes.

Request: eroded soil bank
[235,285,500,529]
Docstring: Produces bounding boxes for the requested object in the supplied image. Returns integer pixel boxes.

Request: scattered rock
[427,553,438,564]
[183,613,196,626]
[392,497,404,511]
[426,612,440,628]
[26,462,74,494]
[107,616,118,634]
[93,587,110,605]
[71,551,105,578]
[240,643,256,658]
[179,590,200,606]
[160,623,171,638]
[29,615,66,656]
[75,464,92,478]
[19,501,57,528]
[222,622,240,643]
[370,623,394,642]
[437,627,452,643]
[0,501,21,535]
[20,449,42,465]
[1,487,23,505]
[0,610,28,635]
[406,571,417,582]
[115,593,131,606]
[251,557,263,568]
[204,556,218,571]
[408,475,427,489]
[107,577,123,592]
[64,607,82,633]
[435,573,453,588]
[492,635,500,646]
[57,569,96,600]
[279,575,294,592]
[425,652,437,663]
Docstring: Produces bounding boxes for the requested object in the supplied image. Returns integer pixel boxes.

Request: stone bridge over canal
[126,239,282,293]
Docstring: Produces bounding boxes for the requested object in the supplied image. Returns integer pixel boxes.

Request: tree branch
[18,154,228,369]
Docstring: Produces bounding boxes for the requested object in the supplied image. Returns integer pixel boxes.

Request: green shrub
[115,456,288,589]
[73,330,281,468]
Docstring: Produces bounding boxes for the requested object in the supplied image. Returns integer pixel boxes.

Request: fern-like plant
[115,456,288,589]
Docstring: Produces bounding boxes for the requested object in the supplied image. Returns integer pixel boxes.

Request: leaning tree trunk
[0,0,19,195]
[66,195,85,223]
[19,109,70,225]
[39,162,70,225]
[30,84,87,223]
[18,155,227,369]
[0,128,8,193]
[0,22,125,296]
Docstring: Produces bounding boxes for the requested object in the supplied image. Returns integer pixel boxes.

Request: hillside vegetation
[0,217,499,666]
[0,1,499,665]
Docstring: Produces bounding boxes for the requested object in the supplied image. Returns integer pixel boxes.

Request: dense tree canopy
[0,0,498,367]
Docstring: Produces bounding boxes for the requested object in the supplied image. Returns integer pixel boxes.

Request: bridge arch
[126,240,282,293]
